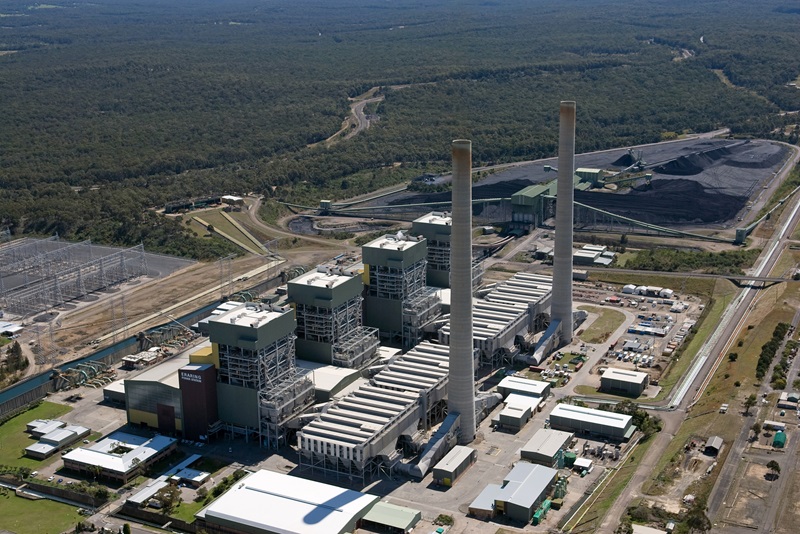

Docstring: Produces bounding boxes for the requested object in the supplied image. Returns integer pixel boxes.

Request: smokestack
[552,101,576,344]
[449,139,476,444]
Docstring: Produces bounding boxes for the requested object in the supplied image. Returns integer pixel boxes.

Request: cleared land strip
[219,210,268,252]
[192,216,262,255]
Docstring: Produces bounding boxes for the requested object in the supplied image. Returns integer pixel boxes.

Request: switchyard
[0,238,149,317]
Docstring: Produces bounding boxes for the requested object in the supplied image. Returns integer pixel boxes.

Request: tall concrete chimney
[449,139,476,444]
[552,101,576,345]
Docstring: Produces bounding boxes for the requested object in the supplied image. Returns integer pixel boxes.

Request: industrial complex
[2,98,798,534]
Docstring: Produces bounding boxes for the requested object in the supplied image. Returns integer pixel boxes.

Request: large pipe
[449,139,476,444]
[552,101,576,344]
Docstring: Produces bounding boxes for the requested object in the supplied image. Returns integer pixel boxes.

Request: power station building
[208,303,314,448]
[410,211,484,289]
[288,265,379,368]
[411,211,453,288]
[362,232,441,349]
[298,341,450,482]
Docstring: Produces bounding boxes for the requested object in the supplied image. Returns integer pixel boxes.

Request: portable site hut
[773,431,787,448]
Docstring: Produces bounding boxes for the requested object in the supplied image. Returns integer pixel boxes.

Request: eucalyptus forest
[1,0,799,258]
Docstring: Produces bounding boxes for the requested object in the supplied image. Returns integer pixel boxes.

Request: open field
[0,402,72,469]
[0,492,83,534]
[577,305,625,344]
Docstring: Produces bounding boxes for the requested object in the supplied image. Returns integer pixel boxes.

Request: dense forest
[1,0,799,258]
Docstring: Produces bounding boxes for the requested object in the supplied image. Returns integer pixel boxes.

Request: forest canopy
[1,0,799,258]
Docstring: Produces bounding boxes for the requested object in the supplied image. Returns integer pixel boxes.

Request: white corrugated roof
[549,404,632,430]
[62,432,176,474]
[601,367,649,384]
[197,470,379,534]
[499,376,549,397]
[522,428,573,458]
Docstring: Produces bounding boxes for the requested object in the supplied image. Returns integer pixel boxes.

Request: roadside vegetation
[623,248,761,275]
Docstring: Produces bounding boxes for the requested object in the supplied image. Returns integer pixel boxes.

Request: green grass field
[0,402,71,469]
[0,493,83,534]
[577,306,626,344]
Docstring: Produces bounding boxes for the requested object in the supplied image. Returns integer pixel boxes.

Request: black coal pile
[576,179,744,225]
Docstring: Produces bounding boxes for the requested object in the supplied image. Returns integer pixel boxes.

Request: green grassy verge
[0,493,83,534]
[577,306,626,344]
[0,402,71,469]
[565,437,654,533]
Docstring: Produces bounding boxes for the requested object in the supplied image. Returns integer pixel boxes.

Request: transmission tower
[218,254,235,299]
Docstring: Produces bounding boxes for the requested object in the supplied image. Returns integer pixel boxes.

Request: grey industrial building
[549,404,634,441]
[520,428,574,469]
[496,394,540,431]
[361,232,441,348]
[432,445,476,487]
[469,462,558,523]
[600,367,650,397]
[288,265,379,368]
[208,303,314,448]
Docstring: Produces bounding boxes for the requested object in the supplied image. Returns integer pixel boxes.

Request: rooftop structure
[549,404,634,441]
[195,470,379,534]
[62,432,177,484]
[289,265,379,368]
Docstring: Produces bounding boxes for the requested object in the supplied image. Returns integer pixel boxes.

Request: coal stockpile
[390,178,534,206]
[612,153,635,167]
[654,146,734,176]
[576,179,744,225]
